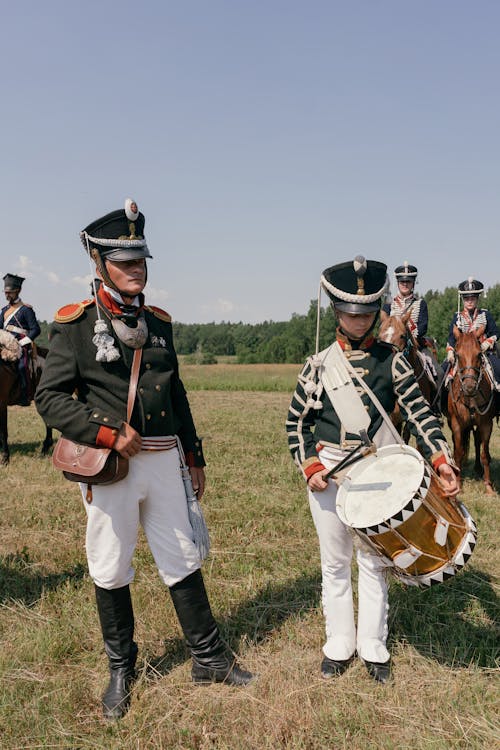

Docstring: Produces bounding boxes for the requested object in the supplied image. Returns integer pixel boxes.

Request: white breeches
[81,447,201,590]
[308,449,390,664]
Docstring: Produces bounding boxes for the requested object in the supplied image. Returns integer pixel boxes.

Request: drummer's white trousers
[308,479,390,664]
[80,448,201,590]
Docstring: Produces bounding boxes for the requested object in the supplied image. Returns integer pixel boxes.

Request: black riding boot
[169,569,254,686]
[94,584,138,720]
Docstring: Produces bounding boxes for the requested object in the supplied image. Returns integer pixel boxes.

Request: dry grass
[0,372,499,749]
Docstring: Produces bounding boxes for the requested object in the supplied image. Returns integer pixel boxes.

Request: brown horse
[0,331,53,465]
[379,310,440,442]
[447,326,496,495]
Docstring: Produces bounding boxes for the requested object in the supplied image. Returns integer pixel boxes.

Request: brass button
[155,385,161,391]
[145,363,151,369]
[160,410,166,417]
[146,414,151,420]
[103,417,109,422]
[93,412,99,418]
[364,369,369,375]
[139,387,144,394]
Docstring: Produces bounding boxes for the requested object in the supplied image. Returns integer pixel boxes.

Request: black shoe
[320,655,354,679]
[102,666,136,720]
[363,659,391,684]
[192,654,255,686]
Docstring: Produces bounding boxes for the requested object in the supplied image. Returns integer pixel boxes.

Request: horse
[378,310,440,442]
[447,326,496,495]
[0,330,53,465]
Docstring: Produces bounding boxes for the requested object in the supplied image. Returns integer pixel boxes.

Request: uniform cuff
[303,461,326,480]
[88,409,123,431]
[185,438,205,467]
[431,453,448,470]
[96,425,119,448]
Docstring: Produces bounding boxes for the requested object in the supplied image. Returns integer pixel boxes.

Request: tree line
[37,284,500,363]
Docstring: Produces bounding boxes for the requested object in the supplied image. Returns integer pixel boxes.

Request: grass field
[0,364,498,749]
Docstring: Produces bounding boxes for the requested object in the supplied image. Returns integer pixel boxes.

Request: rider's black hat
[3,273,25,291]
[394,261,418,282]
[321,256,390,314]
[458,277,483,296]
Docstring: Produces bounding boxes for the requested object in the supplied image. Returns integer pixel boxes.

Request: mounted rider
[382,261,439,389]
[0,273,41,405]
[445,277,500,397]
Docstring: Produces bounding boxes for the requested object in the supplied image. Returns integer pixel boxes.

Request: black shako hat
[3,273,26,291]
[394,261,418,282]
[80,198,153,261]
[458,277,484,296]
[321,256,389,314]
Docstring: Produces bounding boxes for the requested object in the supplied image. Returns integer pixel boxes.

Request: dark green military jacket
[286,332,451,479]
[35,300,205,466]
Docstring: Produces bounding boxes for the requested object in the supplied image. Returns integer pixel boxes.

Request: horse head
[378,310,412,352]
[453,325,484,397]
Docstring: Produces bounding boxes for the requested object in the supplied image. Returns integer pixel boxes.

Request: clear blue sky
[2,0,498,323]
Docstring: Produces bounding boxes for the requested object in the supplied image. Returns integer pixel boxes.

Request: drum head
[336,444,426,528]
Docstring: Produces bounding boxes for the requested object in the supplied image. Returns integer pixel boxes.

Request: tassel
[92,319,120,362]
[181,465,211,560]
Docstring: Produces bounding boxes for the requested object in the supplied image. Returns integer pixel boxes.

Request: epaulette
[145,305,172,323]
[54,298,95,323]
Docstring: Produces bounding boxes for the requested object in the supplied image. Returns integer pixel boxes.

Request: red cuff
[304,461,326,480]
[96,425,119,449]
[185,451,195,467]
[432,454,448,471]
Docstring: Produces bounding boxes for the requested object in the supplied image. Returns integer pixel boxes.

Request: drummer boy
[286,256,459,684]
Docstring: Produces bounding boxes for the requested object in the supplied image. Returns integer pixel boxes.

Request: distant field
[181,362,301,391]
[0,368,498,749]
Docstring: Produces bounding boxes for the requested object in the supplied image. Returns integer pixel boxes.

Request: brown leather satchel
[52,349,142,485]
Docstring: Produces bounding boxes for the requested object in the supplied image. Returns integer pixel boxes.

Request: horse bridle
[452,353,493,415]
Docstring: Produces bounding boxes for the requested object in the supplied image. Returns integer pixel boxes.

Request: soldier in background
[445,277,500,396]
[0,273,41,405]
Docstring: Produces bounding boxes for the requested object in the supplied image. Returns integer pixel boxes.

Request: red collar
[97,287,145,316]
[336,329,375,351]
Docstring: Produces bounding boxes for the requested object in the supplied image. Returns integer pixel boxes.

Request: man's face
[104,258,147,298]
[463,294,479,312]
[337,310,377,340]
[4,289,20,303]
[397,279,414,297]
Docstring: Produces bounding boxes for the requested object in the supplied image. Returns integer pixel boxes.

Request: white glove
[480,340,491,352]
[446,349,455,363]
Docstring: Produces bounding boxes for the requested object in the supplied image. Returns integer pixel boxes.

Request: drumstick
[325,430,375,479]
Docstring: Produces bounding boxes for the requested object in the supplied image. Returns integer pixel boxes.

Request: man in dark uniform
[0,273,41,405]
[382,262,428,346]
[286,256,458,684]
[35,199,253,720]
[444,277,500,414]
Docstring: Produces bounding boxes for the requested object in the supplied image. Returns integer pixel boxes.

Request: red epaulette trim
[145,305,172,322]
[54,299,94,323]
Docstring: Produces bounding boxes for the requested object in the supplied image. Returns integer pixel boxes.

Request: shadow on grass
[147,572,321,678]
[149,565,498,678]
[389,567,499,668]
[6,441,52,456]
[0,548,86,605]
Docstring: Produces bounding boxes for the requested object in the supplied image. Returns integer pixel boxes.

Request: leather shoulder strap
[127,349,142,422]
